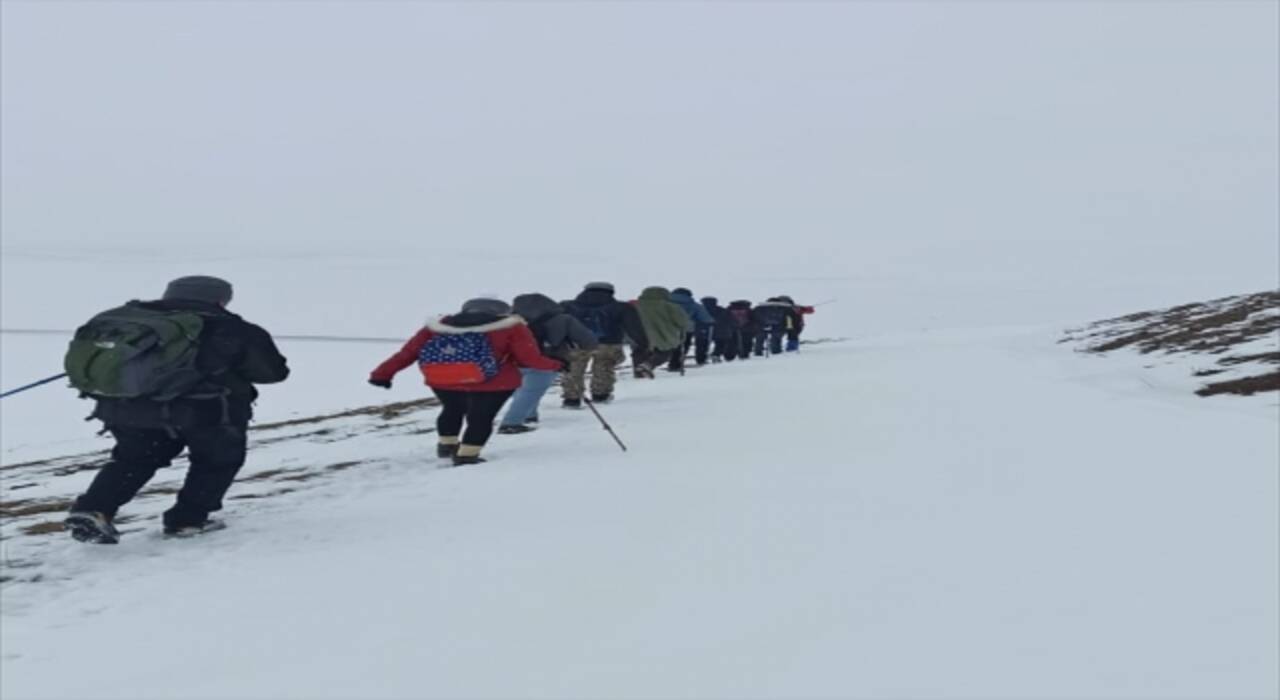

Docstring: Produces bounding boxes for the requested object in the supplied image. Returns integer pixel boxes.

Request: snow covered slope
[3,328,1276,700]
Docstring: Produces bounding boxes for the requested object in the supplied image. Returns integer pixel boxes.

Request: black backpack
[571,304,614,341]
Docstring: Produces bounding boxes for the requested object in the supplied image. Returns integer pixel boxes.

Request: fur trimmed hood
[425,315,524,335]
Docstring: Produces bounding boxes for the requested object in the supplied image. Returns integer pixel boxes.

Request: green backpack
[64,304,207,400]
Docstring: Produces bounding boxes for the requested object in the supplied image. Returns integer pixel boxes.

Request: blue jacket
[670,289,715,326]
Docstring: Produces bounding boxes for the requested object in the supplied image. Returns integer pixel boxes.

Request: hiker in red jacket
[369,298,561,466]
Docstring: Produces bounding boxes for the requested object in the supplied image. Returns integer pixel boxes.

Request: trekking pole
[0,372,67,399]
[583,395,628,452]
[812,298,838,307]
[570,375,628,452]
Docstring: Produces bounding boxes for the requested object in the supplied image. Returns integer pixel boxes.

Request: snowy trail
[2,328,1277,699]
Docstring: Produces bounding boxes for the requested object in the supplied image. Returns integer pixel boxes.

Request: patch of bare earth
[1065,291,1279,397]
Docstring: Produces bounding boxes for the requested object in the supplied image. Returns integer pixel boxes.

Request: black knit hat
[461,297,512,315]
[163,276,233,305]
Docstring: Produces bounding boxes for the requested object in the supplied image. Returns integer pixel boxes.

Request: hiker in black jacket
[499,293,597,433]
[751,297,802,356]
[560,282,648,406]
[701,296,741,362]
[726,300,756,361]
[64,276,289,543]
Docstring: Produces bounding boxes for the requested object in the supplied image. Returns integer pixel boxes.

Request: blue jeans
[500,368,557,427]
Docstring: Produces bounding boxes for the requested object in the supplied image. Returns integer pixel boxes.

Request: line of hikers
[59,276,813,544]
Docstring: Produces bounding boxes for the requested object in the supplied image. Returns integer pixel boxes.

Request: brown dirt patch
[1195,371,1280,397]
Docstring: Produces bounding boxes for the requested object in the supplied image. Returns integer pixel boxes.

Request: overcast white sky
[1,0,1277,330]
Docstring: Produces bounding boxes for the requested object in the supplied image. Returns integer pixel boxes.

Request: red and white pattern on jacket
[370,316,561,392]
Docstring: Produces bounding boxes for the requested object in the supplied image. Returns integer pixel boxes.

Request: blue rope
[0,373,67,399]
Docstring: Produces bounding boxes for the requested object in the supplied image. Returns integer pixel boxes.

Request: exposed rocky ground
[1065,291,1279,397]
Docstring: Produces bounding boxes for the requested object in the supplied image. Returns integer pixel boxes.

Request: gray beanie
[584,281,615,293]
[163,276,233,305]
[460,297,512,316]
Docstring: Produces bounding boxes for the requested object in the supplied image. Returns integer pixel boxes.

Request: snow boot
[525,414,539,424]
[437,441,460,459]
[452,445,487,466]
[163,519,227,539]
[562,398,583,409]
[591,393,613,404]
[498,424,536,435]
[64,511,120,544]
[633,364,655,379]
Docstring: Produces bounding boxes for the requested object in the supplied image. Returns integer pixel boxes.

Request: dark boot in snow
[525,414,539,424]
[498,424,536,435]
[452,445,488,466]
[163,519,227,539]
[64,511,120,544]
[591,393,613,404]
[562,398,583,409]
[437,442,460,459]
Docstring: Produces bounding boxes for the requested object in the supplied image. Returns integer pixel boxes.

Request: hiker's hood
[575,288,616,307]
[639,287,672,302]
[512,293,561,322]
[427,314,522,334]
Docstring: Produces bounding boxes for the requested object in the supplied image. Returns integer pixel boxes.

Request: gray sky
[2,0,1277,331]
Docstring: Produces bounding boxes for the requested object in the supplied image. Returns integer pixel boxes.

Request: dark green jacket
[634,287,694,351]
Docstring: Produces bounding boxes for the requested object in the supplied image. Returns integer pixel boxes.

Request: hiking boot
[437,443,460,459]
[163,519,227,539]
[64,511,120,544]
[498,424,536,435]
[633,364,655,379]
[562,398,583,409]
[590,393,613,404]
[452,455,488,466]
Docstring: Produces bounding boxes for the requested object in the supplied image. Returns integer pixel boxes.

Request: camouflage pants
[563,345,625,399]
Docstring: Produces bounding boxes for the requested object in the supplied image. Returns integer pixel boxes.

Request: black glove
[368,378,392,389]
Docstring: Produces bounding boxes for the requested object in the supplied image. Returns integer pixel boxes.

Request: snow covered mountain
[3,318,1276,699]
[3,1,1277,697]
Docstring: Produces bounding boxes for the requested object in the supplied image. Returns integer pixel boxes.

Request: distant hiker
[632,286,694,376]
[369,298,560,465]
[668,287,715,368]
[701,296,741,362]
[726,300,757,360]
[63,276,289,544]
[751,297,801,356]
[497,293,597,433]
[560,282,649,406]
[775,295,815,351]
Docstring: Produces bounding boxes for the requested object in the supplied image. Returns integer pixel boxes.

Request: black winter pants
[432,389,514,446]
[73,424,248,528]
[635,347,674,374]
[692,327,711,365]
[754,326,786,356]
[666,329,711,371]
[713,332,742,361]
